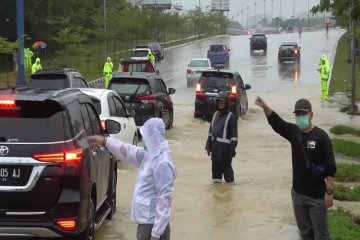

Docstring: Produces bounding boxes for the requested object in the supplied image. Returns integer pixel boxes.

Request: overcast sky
[174,0,321,20]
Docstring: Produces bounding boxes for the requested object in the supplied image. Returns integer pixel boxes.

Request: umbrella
[32,41,47,49]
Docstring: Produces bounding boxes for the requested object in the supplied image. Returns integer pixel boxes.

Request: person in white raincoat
[88,118,176,240]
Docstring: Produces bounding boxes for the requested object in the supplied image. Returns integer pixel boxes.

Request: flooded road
[94,29,360,240]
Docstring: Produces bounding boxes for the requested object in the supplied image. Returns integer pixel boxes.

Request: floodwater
[95,29,360,239]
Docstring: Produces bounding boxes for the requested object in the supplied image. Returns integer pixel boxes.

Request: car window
[113,96,127,117]
[200,73,235,92]
[131,50,149,58]
[28,74,68,89]
[80,104,93,136]
[0,101,65,142]
[68,100,86,137]
[189,60,210,68]
[209,45,224,52]
[281,45,296,49]
[72,77,83,88]
[109,78,150,96]
[108,95,117,116]
[159,79,167,93]
[236,74,245,89]
[85,104,102,135]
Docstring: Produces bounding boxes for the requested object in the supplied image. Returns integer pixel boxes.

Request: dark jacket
[205,110,238,162]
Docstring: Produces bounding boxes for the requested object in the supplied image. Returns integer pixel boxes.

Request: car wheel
[162,109,172,130]
[106,166,117,220]
[77,198,95,240]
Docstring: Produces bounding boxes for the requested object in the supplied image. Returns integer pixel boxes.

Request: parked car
[249,33,267,54]
[78,88,138,145]
[0,87,120,239]
[207,44,230,68]
[186,58,212,87]
[130,48,152,61]
[108,72,175,129]
[148,42,164,60]
[28,68,89,89]
[278,42,301,64]
[121,59,159,75]
[194,70,251,120]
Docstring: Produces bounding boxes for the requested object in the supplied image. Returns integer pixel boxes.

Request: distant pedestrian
[118,58,124,72]
[147,51,155,67]
[103,57,113,88]
[255,96,336,240]
[205,91,238,184]
[88,118,176,240]
[31,57,42,74]
[318,55,331,100]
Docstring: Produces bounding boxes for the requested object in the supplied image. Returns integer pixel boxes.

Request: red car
[278,42,301,64]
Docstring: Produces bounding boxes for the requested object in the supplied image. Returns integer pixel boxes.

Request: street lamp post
[280,0,282,21]
[271,0,273,20]
[263,0,266,26]
[307,0,310,28]
[241,9,244,27]
[246,5,249,29]
[292,0,295,26]
[16,0,25,85]
[254,1,257,29]
[104,0,107,57]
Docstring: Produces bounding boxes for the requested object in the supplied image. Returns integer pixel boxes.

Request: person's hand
[255,96,267,109]
[207,150,211,156]
[324,194,333,208]
[87,135,106,147]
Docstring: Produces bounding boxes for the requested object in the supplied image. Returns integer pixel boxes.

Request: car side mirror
[245,84,251,90]
[128,109,135,118]
[168,88,176,95]
[105,119,121,134]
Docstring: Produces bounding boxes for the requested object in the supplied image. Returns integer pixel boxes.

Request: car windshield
[253,35,266,40]
[149,43,160,50]
[189,60,209,68]
[199,73,235,92]
[108,78,150,96]
[209,45,224,52]
[28,74,69,89]
[281,45,296,49]
[0,101,65,142]
[131,51,148,58]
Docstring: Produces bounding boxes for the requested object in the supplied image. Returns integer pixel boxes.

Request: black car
[194,70,251,120]
[148,42,164,60]
[249,33,267,54]
[278,42,301,64]
[28,68,90,89]
[0,87,120,239]
[108,72,175,129]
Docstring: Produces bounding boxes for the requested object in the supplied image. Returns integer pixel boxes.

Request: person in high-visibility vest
[118,58,124,72]
[31,58,42,74]
[147,51,155,67]
[318,56,331,100]
[103,57,113,88]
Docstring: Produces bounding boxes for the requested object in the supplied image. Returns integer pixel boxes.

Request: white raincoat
[106,118,176,238]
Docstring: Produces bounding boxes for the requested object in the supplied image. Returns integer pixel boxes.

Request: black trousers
[212,158,234,182]
[136,223,170,240]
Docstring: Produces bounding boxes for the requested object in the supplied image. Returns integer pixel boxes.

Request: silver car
[186,58,212,87]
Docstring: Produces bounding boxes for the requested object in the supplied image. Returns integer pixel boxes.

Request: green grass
[330,31,360,101]
[336,163,360,182]
[332,139,360,159]
[329,208,360,240]
[334,184,360,201]
[330,125,360,137]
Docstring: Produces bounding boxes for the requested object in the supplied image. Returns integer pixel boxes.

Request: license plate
[0,165,33,186]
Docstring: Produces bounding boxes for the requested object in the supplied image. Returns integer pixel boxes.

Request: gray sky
[174,0,321,20]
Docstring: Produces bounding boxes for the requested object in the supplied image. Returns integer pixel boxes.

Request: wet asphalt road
[4,29,350,240]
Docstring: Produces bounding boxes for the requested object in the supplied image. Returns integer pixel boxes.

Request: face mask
[296,116,310,130]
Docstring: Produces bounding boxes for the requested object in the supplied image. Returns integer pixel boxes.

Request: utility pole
[307,0,310,28]
[104,0,107,57]
[16,0,25,85]
[280,0,282,21]
[263,0,266,26]
[271,0,273,20]
[247,5,249,29]
[254,1,257,29]
[350,0,358,113]
[198,0,201,38]
[292,0,295,26]
[241,9,243,27]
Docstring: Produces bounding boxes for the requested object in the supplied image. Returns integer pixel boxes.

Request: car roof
[133,48,150,52]
[201,69,236,75]
[190,58,210,61]
[112,72,157,79]
[252,33,266,36]
[31,68,83,78]
[0,87,89,108]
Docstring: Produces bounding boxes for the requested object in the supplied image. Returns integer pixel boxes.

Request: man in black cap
[255,96,336,240]
[205,91,238,184]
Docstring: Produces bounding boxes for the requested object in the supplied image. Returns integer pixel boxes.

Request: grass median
[329,208,360,239]
[331,139,360,159]
[330,125,360,137]
[336,163,360,182]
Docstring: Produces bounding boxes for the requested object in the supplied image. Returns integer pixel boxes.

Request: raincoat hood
[35,58,40,64]
[107,57,111,62]
[140,118,169,155]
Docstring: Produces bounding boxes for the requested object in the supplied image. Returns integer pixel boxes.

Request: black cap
[293,98,312,113]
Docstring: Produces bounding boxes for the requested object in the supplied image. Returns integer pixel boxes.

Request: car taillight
[101,120,106,130]
[0,99,17,109]
[196,83,201,92]
[294,49,298,54]
[187,69,194,75]
[57,219,77,231]
[34,149,83,166]
[138,95,156,104]
[229,86,237,101]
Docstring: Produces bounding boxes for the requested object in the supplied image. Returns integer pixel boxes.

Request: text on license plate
[0,165,32,186]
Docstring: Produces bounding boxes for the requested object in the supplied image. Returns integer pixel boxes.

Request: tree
[0,37,18,54]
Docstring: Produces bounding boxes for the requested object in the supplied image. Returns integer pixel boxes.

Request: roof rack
[35,68,79,74]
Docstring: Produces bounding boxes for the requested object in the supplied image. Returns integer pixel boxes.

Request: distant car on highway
[186,58,212,87]
[286,26,294,33]
[28,68,89,89]
[78,88,138,145]
[108,72,175,129]
[0,87,119,239]
[207,44,230,68]
[148,42,164,60]
[278,42,301,64]
[194,70,251,120]
[130,48,152,61]
[249,33,267,54]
